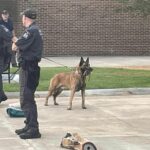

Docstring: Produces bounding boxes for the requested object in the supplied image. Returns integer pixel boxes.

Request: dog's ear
[79,57,84,66]
[85,57,89,64]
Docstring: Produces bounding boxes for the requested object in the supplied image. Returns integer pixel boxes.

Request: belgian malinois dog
[44,57,93,110]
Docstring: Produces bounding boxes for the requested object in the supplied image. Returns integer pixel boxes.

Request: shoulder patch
[23,31,30,39]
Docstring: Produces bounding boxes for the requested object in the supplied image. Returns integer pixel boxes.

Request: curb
[6,88,150,99]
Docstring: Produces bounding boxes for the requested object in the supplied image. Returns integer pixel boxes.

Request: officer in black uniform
[0,25,12,103]
[12,9,43,139]
[0,10,18,67]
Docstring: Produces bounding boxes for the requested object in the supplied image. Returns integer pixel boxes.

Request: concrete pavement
[1,95,150,150]
[1,56,150,150]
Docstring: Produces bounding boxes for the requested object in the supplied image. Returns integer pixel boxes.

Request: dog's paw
[54,103,59,105]
[67,107,72,110]
[82,106,87,109]
[44,103,49,106]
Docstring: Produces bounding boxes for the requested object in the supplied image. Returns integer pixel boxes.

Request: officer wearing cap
[0,24,12,103]
[0,10,18,67]
[12,9,43,139]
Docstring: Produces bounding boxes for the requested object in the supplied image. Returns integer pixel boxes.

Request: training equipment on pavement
[61,132,97,150]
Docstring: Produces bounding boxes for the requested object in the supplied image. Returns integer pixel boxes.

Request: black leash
[43,57,73,70]
[8,57,74,82]
[10,67,20,80]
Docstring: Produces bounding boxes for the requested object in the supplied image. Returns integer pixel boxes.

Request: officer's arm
[15,30,35,51]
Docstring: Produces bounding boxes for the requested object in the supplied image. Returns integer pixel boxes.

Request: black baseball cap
[21,9,37,19]
[2,10,9,15]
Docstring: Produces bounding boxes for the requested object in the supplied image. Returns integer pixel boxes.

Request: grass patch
[3,67,150,92]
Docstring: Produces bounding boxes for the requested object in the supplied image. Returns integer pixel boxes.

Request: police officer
[12,9,43,139]
[0,10,18,67]
[0,25,12,103]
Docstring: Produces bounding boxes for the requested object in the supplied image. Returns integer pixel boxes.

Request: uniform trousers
[19,61,40,129]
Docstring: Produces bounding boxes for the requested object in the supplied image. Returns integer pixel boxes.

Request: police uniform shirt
[15,22,43,62]
[0,25,12,51]
[0,18,14,33]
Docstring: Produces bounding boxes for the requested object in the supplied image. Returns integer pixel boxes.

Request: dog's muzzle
[83,67,93,76]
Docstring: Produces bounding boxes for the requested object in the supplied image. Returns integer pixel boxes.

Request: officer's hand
[12,43,18,51]
[12,36,18,43]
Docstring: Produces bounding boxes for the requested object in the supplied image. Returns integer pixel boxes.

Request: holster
[20,60,40,91]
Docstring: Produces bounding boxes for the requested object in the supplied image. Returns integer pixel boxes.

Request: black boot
[15,126,29,135]
[0,95,7,103]
[19,128,41,139]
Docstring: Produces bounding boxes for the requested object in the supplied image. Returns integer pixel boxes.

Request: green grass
[3,67,150,92]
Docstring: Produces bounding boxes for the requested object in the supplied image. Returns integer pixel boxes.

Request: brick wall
[0,0,17,21]
[2,0,150,56]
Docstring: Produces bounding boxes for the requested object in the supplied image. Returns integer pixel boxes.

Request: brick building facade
[1,0,150,56]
